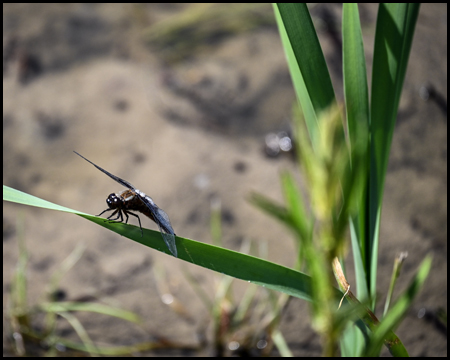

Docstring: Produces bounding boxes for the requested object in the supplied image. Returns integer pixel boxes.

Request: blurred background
[3,4,447,356]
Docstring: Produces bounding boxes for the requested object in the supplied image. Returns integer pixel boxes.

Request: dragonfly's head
[106,193,124,209]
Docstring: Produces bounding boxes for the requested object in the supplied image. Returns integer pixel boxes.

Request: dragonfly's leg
[124,211,143,237]
[98,208,114,217]
[106,209,124,223]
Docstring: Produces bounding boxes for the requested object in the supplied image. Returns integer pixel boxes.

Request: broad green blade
[343,4,370,148]
[274,3,336,147]
[3,185,313,301]
[368,3,420,306]
[3,185,89,215]
[342,2,370,302]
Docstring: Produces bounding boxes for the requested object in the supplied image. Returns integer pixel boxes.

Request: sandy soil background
[3,4,447,356]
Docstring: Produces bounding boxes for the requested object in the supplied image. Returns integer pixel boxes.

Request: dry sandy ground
[3,4,447,356]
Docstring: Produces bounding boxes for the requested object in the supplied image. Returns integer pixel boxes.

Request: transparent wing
[156,222,177,258]
[154,206,175,235]
[139,195,177,257]
[74,151,136,190]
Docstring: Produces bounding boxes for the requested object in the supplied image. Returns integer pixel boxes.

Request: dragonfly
[74,151,177,257]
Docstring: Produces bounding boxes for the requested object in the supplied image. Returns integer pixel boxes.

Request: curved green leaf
[274,3,336,147]
[368,3,421,306]
[365,255,431,356]
[3,185,313,301]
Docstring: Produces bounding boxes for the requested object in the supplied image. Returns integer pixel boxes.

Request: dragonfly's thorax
[118,189,136,201]
[135,189,155,206]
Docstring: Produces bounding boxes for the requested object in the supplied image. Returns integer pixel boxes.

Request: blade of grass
[55,312,98,356]
[3,185,89,215]
[249,192,294,232]
[383,252,408,316]
[273,4,317,147]
[368,3,421,306]
[38,302,141,323]
[274,3,336,147]
[332,258,409,357]
[3,185,314,301]
[364,255,432,356]
[343,3,370,150]
[276,3,336,114]
[280,171,312,247]
[342,3,371,303]
[272,329,293,357]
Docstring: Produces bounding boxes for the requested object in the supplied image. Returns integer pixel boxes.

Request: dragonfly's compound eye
[106,193,122,208]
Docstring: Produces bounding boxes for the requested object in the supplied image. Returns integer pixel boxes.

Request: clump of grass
[5,214,172,356]
[142,3,275,63]
[258,3,431,356]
